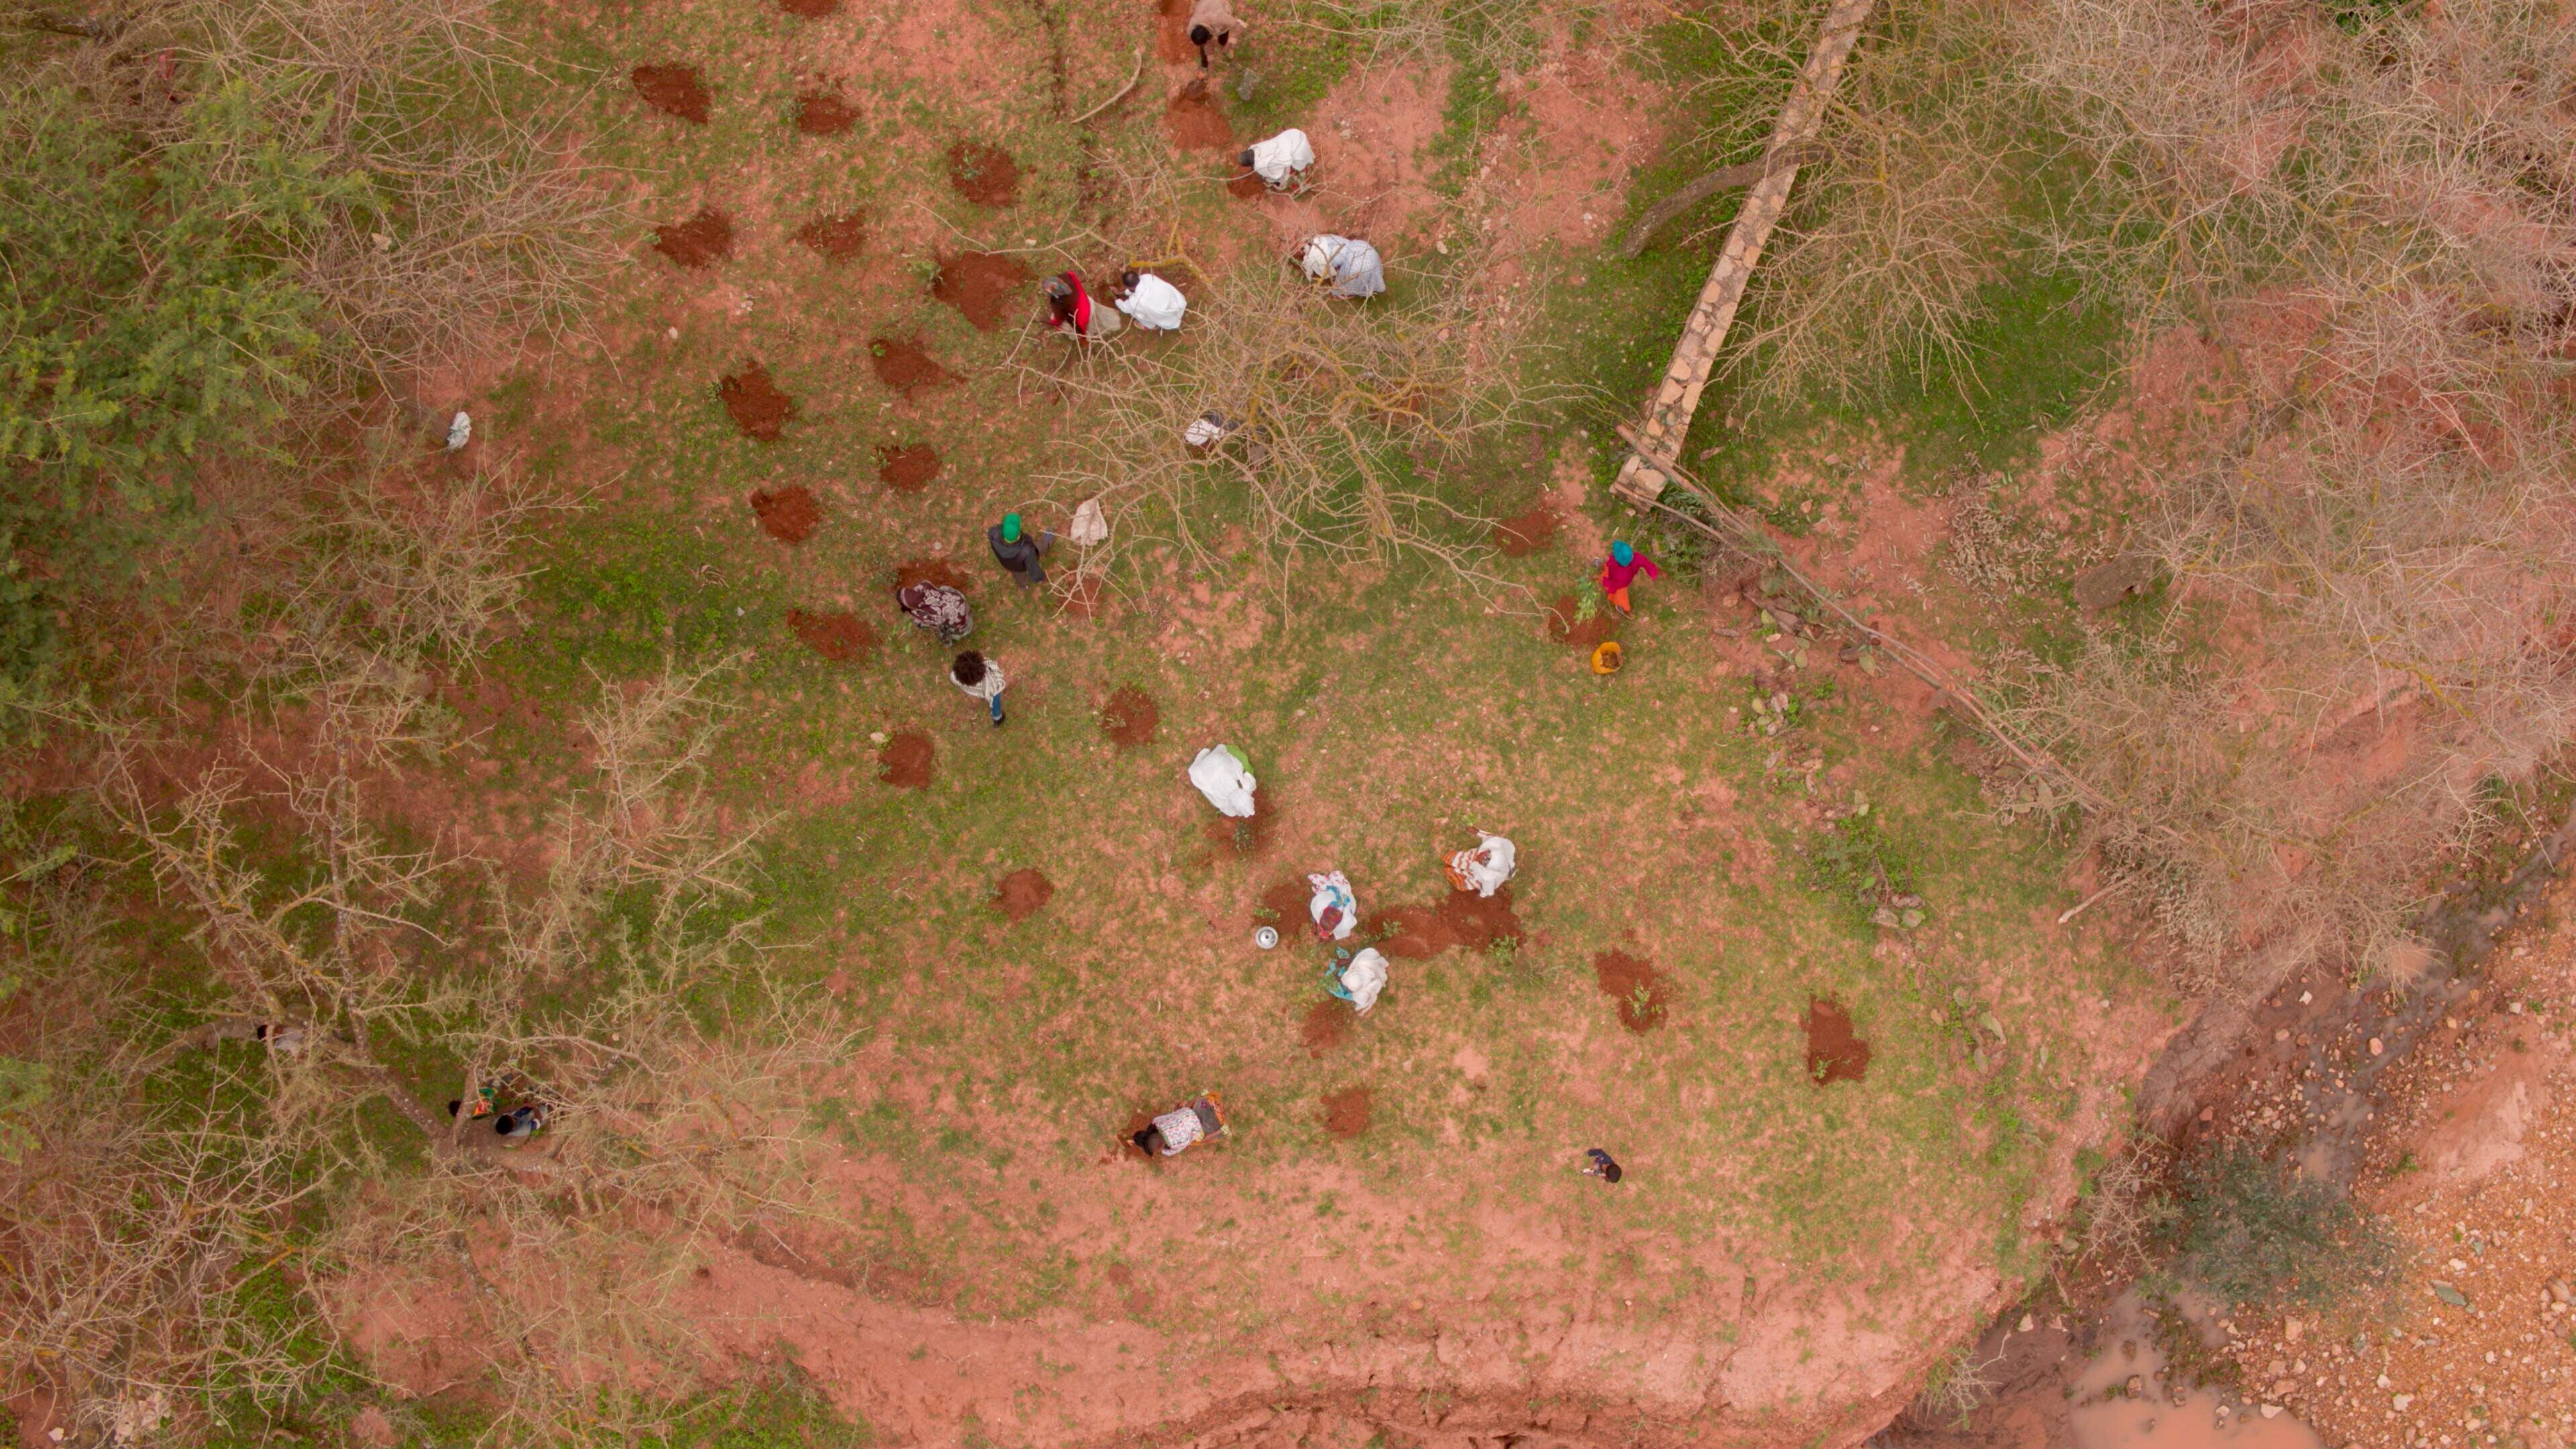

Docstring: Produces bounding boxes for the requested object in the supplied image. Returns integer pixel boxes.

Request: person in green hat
[987,513,1057,587]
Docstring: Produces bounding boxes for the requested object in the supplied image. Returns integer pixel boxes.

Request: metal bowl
[1252,926,1280,950]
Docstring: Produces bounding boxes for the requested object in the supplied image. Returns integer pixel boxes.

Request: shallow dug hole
[995,868,1053,921]
[632,64,710,123]
[1544,592,1617,651]
[1593,951,1668,1032]
[1491,502,1558,556]
[932,252,1032,331]
[871,337,955,396]
[878,730,935,788]
[1203,784,1282,860]
[947,142,1020,207]
[1321,1086,1371,1138]
[653,208,731,268]
[1165,86,1233,150]
[796,92,858,134]
[750,486,821,544]
[786,609,873,663]
[778,0,837,16]
[1366,888,1523,958]
[796,213,865,261]
[1100,686,1159,747]
[720,364,798,441]
[877,443,941,492]
[1804,996,1872,1085]
[1300,998,1352,1056]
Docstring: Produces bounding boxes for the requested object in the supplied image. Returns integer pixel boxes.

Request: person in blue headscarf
[1597,540,1661,615]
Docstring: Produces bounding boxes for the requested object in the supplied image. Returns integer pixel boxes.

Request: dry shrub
[2003,0,2576,990]
[184,0,625,387]
[1026,205,1572,613]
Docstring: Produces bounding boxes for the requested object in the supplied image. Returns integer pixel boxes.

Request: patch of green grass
[2165,1146,2397,1311]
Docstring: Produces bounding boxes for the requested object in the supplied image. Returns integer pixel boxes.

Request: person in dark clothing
[987,513,1057,587]
[1582,1147,1623,1183]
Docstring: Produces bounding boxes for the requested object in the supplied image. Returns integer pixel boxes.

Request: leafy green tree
[0,79,354,683]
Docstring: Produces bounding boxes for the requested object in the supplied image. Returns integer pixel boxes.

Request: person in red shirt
[1597,540,1661,614]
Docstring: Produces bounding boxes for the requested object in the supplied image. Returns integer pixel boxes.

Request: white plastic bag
[1188,744,1258,817]
[1299,235,1385,299]
[1117,273,1189,331]
[1248,127,1315,185]
[1069,496,1108,547]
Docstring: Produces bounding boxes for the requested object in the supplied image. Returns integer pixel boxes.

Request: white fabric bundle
[1188,744,1258,817]
[1450,832,1517,897]
[1116,273,1189,330]
[1340,947,1389,1013]
[1068,496,1108,547]
[1299,235,1385,299]
[1248,127,1316,184]
[1307,871,1358,940]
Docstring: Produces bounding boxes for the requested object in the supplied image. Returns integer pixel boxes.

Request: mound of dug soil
[632,64,710,123]
[1544,592,1617,651]
[1100,686,1159,747]
[750,486,821,543]
[786,609,873,662]
[877,443,941,492]
[1593,950,1667,1033]
[1491,502,1558,556]
[877,730,934,788]
[795,213,866,261]
[1165,85,1233,150]
[870,337,955,396]
[1226,171,1267,199]
[1321,1085,1372,1138]
[995,868,1054,921]
[653,208,732,268]
[720,364,798,441]
[932,252,1032,331]
[1804,996,1871,1085]
[1300,998,1352,1056]
[947,142,1020,207]
[1364,888,1524,959]
[778,0,837,15]
[795,92,858,134]
[892,557,973,593]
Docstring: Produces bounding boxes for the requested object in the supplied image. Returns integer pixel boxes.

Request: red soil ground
[1544,592,1617,651]
[1321,1085,1372,1138]
[1299,998,1352,1055]
[1155,0,1195,61]
[946,142,1021,207]
[1226,171,1267,199]
[995,868,1054,921]
[785,609,873,663]
[777,0,837,16]
[877,730,934,788]
[1100,686,1159,747]
[892,559,973,596]
[877,443,942,492]
[870,337,956,396]
[749,486,821,544]
[794,213,866,260]
[720,364,798,441]
[1165,84,1233,150]
[1593,950,1668,1033]
[1803,996,1872,1085]
[1257,877,1311,932]
[1364,888,1524,958]
[794,92,858,134]
[1490,502,1559,556]
[652,208,732,268]
[932,252,1032,331]
[631,64,710,123]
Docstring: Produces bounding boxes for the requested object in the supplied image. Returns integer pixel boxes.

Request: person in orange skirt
[1597,540,1660,614]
